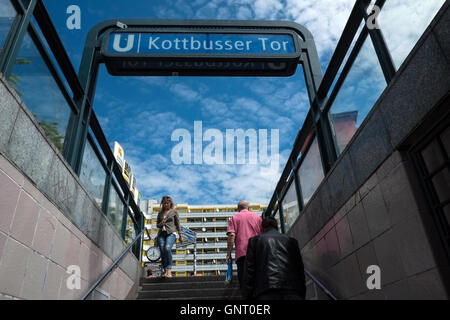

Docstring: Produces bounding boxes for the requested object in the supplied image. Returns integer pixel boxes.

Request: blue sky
[33,0,444,205]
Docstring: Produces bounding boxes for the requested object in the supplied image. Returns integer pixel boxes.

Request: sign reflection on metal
[101,30,301,76]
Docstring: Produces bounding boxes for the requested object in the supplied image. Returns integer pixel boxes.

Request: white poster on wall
[113,142,125,171]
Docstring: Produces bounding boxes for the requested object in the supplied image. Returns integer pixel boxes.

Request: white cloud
[252,0,284,19]
[284,0,354,58]
[170,83,200,102]
[201,97,229,118]
[236,6,253,20]
[217,6,232,19]
[180,0,354,60]
[0,1,15,17]
[378,0,446,68]
[128,153,288,204]
[232,97,261,113]
[122,110,190,148]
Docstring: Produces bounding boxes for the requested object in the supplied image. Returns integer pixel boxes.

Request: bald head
[237,200,249,212]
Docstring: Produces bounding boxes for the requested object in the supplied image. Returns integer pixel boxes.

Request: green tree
[37,119,64,151]
[8,57,31,96]
[8,56,65,152]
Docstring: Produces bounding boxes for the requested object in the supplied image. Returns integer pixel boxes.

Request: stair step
[137,276,244,300]
[137,295,244,301]
[140,280,239,291]
[137,287,243,300]
[140,276,237,284]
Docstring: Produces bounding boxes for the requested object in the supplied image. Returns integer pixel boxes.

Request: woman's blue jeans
[158,232,176,271]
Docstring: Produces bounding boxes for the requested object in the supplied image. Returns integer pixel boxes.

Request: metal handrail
[305,269,338,300]
[81,225,336,300]
[81,227,151,300]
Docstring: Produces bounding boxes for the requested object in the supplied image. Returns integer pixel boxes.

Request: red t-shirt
[227,209,262,260]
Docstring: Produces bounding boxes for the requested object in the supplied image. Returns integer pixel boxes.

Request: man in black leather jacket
[245,216,306,300]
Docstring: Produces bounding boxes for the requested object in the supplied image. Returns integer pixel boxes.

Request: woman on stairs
[156,195,183,278]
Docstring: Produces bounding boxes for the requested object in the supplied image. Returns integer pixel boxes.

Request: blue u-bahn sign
[107,33,296,55]
[101,29,302,76]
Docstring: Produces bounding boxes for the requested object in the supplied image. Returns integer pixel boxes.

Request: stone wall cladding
[0,75,141,299]
[298,152,447,299]
[288,3,450,299]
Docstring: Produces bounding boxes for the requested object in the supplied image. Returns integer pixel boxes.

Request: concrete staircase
[136,276,244,300]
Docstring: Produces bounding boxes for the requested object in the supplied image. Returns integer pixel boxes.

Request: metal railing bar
[2,0,37,79]
[315,0,368,100]
[33,0,85,98]
[81,227,150,300]
[88,112,116,168]
[291,111,314,156]
[27,23,80,115]
[266,127,315,216]
[89,112,141,217]
[304,269,338,300]
[323,27,369,114]
[121,194,131,240]
[86,133,109,173]
[292,159,305,213]
[101,160,114,216]
[360,0,396,83]
[0,3,23,72]
[11,0,26,12]
[301,52,337,174]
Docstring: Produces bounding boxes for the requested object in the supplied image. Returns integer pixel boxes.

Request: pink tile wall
[0,154,137,300]
[0,170,21,234]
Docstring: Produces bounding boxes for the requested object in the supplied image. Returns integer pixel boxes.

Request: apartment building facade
[139,200,267,277]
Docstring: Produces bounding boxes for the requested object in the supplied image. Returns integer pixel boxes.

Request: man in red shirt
[226,200,263,290]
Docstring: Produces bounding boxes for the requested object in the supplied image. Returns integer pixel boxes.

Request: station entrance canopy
[71,19,331,199]
[79,19,322,92]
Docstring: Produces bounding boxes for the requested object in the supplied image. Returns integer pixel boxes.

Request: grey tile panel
[372,230,406,286]
[361,185,390,239]
[379,33,450,148]
[392,215,436,277]
[0,83,20,151]
[346,202,370,251]
[327,153,358,214]
[6,110,55,189]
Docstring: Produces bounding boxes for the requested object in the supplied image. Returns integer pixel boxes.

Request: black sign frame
[79,19,322,103]
[76,20,324,179]
[100,27,303,77]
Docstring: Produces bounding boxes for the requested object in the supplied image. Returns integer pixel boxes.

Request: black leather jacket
[245,229,306,299]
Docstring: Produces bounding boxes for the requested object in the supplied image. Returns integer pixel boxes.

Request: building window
[412,113,450,262]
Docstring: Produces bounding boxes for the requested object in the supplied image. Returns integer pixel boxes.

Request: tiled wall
[0,76,141,300]
[0,153,137,299]
[300,151,447,299]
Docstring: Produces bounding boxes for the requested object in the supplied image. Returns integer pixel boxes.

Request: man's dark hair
[262,216,278,232]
